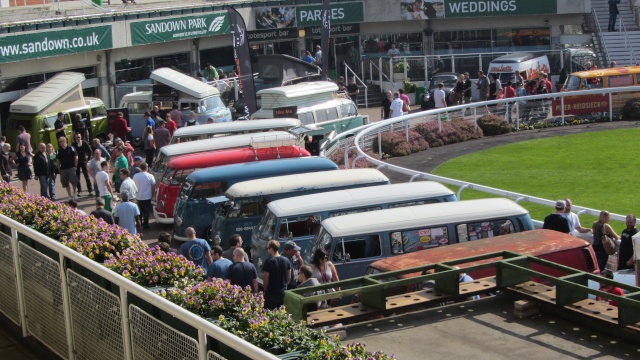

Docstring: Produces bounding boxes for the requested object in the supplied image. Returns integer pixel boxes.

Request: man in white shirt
[434,82,447,108]
[389,92,404,118]
[95,161,114,212]
[563,198,592,239]
[133,163,156,230]
[118,168,138,201]
[387,43,400,57]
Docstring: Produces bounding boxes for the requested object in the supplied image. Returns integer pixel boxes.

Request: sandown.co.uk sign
[0,26,112,64]
[131,12,230,45]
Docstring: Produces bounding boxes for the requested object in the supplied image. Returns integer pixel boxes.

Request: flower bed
[0,181,394,359]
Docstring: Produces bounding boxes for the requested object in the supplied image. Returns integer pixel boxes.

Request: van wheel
[131,137,143,149]
[204,227,213,245]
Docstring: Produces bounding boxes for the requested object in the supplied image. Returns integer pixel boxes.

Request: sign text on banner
[131,13,230,46]
[305,24,360,37]
[445,0,557,18]
[0,26,112,64]
[248,28,297,42]
[551,94,609,116]
[296,2,364,26]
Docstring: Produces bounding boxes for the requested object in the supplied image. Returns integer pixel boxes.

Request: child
[595,270,625,306]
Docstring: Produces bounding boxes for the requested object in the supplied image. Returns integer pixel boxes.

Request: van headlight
[158,200,165,210]
[175,216,183,226]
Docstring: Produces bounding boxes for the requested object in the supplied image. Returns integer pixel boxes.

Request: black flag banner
[321,0,331,80]
[226,6,257,117]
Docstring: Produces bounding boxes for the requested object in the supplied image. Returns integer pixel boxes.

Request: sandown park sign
[131,13,230,45]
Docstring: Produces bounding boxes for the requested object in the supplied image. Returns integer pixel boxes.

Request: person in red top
[596,270,625,307]
[540,72,552,93]
[503,81,516,98]
[110,138,134,166]
[111,112,130,142]
[165,113,177,136]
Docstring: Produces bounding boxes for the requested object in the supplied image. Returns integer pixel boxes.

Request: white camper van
[119,68,232,146]
[487,52,551,85]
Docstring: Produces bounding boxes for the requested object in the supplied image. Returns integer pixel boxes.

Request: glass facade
[433,28,551,54]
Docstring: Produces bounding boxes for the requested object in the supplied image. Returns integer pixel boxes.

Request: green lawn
[431,128,640,230]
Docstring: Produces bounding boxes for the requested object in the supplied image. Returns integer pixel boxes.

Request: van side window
[278,214,322,239]
[127,102,148,115]
[172,169,195,185]
[333,235,381,262]
[228,201,266,218]
[340,103,358,117]
[456,219,515,242]
[190,182,226,201]
[326,107,339,121]
[315,109,329,123]
[390,226,448,255]
[79,111,90,122]
[44,115,58,129]
[585,77,603,89]
[608,74,634,87]
[298,112,315,125]
[91,107,107,119]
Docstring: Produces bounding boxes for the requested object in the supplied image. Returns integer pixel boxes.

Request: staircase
[591,0,640,66]
[356,84,384,108]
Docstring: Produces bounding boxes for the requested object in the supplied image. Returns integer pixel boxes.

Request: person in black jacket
[33,143,53,199]
[72,134,93,197]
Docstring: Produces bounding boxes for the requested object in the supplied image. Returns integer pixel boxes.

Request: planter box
[393,72,406,81]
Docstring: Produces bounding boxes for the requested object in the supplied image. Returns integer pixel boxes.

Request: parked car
[421,72,458,110]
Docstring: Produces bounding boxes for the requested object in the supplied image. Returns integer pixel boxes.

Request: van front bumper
[153,208,174,224]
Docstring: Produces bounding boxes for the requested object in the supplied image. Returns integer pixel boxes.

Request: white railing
[344,63,368,108]
[619,18,638,65]
[0,216,278,360]
[331,85,640,226]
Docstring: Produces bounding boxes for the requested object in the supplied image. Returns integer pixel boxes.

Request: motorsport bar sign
[0,26,112,64]
[131,12,230,45]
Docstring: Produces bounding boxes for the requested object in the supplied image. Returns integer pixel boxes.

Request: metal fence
[326,85,640,227]
[0,219,279,360]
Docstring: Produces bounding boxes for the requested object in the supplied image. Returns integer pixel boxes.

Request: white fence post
[450,55,455,73]
[120,288,133,360]
[11,228,28,337]
[59,255,77,360]
[609,92,613,121]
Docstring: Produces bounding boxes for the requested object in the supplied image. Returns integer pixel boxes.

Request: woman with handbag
[310,248,340,308]
[592,210,620,271]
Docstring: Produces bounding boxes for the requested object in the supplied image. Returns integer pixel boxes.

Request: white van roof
[150,67,220,98]
[172,118,302,140]
[225,169,388,199]
[321,198,528,237]
[159,131,297,157]
[10,72,85,114]
[268,182,455,217]
[256,81,338,110]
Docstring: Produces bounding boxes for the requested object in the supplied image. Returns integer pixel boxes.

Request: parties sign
[131,13,230,45]
[0,26,112,64]
[296,2,364,26]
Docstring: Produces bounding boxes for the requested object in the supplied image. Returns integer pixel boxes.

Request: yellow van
[6,72,108,150]
[555,66,640,116]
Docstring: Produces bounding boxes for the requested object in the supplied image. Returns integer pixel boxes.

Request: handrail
[344,63,368,108]
[343,85,640,226]
[591,7,611,67]
[619,18,638,65]
[0,214,279,360]
[78,0,113,13]
[366,59,394,90]
[284,251,640,327]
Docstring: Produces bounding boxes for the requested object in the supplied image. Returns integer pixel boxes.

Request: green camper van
[6,72,108,150]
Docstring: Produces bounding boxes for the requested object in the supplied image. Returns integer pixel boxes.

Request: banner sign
[227,6,257,117]
[306,24,360,37]
[131,13,230,45]
[273,106,298,118]
[0,26,112,64]
[255,7,297,29]
[248,28,297,42]
[445,0,557,18]
[551,94,609,116]
[401,0,557,19]
[320,0,331,81]
[296,2,364,26]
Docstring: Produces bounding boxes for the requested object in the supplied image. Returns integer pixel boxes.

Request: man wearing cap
[542,200,571,233]
[283,240,303,290]
[90,198,114,225]
[130,156,143,178]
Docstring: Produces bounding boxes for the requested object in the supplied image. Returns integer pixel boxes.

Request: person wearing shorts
[56,136,79,200]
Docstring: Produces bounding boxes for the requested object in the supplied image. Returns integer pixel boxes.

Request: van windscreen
[564,75,581,91]
[202,96,225,110]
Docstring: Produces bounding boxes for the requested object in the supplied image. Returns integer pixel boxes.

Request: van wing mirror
[288,232,293,239]
[343,253,351,263]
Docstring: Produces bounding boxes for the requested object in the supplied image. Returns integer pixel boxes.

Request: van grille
[581,248,596,272]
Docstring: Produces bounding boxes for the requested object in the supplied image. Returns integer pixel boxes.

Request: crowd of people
[542,198,637,291]
[174,229,339,311]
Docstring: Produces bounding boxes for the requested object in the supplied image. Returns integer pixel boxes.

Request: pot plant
[403,78,417,104]
[393,61,409,81]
